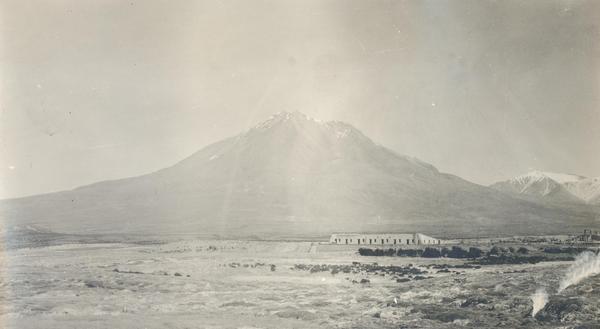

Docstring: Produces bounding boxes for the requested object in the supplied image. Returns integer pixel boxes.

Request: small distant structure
[578,229,600,243]
[329,233,443,246]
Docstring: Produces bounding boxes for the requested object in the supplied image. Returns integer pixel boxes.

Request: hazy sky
[1,0,599,199]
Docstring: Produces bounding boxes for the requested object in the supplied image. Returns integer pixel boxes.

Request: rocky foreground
[1,239,599,329]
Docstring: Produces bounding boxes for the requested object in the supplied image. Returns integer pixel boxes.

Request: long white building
[329,233,442,246]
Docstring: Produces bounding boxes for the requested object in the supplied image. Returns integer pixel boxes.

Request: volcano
[1,112,597,238]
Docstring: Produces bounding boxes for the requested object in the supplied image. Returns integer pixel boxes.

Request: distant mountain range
[491,171,600,205]
[1,112,598,238]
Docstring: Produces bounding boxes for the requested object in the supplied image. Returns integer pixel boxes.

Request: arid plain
[2,238,598,329]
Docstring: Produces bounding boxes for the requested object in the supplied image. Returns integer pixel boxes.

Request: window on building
[406,239,410,244]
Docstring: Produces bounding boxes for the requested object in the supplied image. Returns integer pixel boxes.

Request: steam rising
[558,251,600,293]
[531,288,548,317]
[530,251,600,318]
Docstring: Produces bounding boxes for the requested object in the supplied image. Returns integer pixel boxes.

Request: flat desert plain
[1,239,598,329]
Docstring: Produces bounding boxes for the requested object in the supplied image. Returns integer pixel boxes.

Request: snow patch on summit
[335,127,351,139]
[512,171,583,185]
[564,177,600,203]
[252,111,317,130]
[492,170,600,205]
[515,171,585,184]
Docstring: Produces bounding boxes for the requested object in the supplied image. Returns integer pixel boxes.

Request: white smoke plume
[530,250,600,318]
[558,251,600,293]
[531,288,548,317]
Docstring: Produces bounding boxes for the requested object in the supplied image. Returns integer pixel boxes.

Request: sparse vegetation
[422,247,441,258]
[356,244,592,265]
[468,247,484,258]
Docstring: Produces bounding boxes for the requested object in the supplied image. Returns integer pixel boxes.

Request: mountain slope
[1,112,597,237]
[491,171,600,205]
[564,177,600,204]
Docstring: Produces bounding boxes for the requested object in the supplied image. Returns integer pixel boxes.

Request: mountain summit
[491,171,600,205]
[1,113,597,237]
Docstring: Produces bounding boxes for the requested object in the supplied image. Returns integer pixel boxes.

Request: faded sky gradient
[1,0,599,199]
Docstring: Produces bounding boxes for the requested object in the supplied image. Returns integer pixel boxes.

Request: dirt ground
[1,240,598,329]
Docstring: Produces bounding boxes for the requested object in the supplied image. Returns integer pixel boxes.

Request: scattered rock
[575,323,600,329]
[535,297,583,322]
[275,309,318,320]
[424,310,468,323]
[84,280,104,288]
[460,296,490,308]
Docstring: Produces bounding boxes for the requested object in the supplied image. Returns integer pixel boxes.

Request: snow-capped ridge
[252,111,318,130]
[492,170,600,205]
[564,177,600,203]
[513,170,585,185]
[248,111,374,144]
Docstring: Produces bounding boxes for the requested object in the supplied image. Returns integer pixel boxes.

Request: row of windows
[332,237,440,245]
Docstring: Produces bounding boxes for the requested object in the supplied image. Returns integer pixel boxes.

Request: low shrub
[447,246,469,258]
[543,247,563,254]
[422,247,442,258]
[467,247,484,258]
[397,249,422,257]
[488,246,501,256]
[441,247,451,257]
